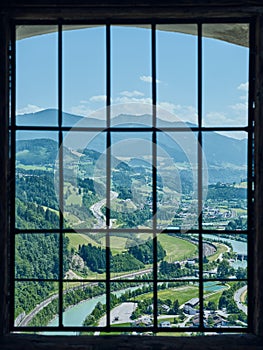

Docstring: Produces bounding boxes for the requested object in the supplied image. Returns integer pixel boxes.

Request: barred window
[11,20,254,335]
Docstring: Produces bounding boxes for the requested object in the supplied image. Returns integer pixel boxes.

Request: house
[211,315,228,328]
[184,304,199,315]
[185,298,199,308]
[159,321,171,328]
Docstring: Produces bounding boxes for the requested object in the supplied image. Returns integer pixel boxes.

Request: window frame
[0,3,263,349]
[10,18,254,335]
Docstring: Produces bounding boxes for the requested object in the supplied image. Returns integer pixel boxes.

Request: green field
[204,289,225,306]
[17,164,52,171]
[64,182,83,206]
[66,233,100,250]
[158,235,197,262]
[137,285,199,305]
[207,242,229,262]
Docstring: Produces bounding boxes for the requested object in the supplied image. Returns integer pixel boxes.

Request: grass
[66,193,82,206]
[111,322,131,327]
[207,242,229,262]
[204,290,224,306]
[233,208,247,215]
[136,283,228,307]
[156,332,192,337]
[64,212,83,225]
[65,233,100,250]
[158,235,197,262]
[137,285,199,305]
[17,164,51,171]
[204,283,229,306]
[107,236,128,251]
[64,182,82,206]
[240,289,247,304]
[111,199,137,212]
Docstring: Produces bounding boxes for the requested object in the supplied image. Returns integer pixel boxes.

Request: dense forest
[15,233,70,318]
[79,243,146,273]
[207,183,246,200]
[128,239,166,264]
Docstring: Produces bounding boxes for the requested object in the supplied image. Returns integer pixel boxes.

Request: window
[10,19,254,336]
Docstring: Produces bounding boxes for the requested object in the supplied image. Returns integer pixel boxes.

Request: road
[90,191,118,228]
[17,267,153,327]
[234,285,247,315]
[98,302,137,326]
[19,293,59,327]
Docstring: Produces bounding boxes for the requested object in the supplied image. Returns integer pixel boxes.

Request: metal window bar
[105,23,111,329]
[9,20,17,332]
[10,19,253,334]
[247,20,256,333]
[151,23,158,331]
[58,22,64,329]
[197,22,204,332]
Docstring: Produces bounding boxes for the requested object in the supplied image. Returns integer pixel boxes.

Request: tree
[207,301,217,311]
[226,300,239,314]
[217,259,234,279]
[235,267,247,279]
[172,299,180,314]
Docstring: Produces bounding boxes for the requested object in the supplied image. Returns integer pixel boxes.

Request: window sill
[0,334,263,350]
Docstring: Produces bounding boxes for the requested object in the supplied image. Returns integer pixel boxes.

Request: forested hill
[16,109,247,167]
[16,138,58,166]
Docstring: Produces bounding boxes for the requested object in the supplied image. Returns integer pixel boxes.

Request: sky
[16,24,249,137]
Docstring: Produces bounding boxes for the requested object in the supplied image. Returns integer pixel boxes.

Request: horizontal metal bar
[11,125,249,133]
[14,18,254,26]
[12,325,249,333]
[14,228,249,234]
[14,278,248,283]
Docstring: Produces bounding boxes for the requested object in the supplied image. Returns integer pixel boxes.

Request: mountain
[16,109,247,183]
[16,108,105,127]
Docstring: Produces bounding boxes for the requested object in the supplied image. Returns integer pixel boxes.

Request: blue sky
[16,25,249,133]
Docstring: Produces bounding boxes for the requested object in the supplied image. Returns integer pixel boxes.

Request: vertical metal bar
[151,23,158,331]
[58,23,64,328]
[106,23,111,328]
[197,22,204,331]
[9,21,16,332]
[247,19,256,332]
[152,23,157,130]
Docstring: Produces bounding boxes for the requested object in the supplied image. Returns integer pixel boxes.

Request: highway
[234,285,247,315]
[90,191,118,228]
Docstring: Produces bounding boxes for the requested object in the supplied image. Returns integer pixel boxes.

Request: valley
[14,110,248,332]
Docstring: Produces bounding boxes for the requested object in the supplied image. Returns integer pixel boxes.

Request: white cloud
[110,102,152,118]
[120,90,144,97]
[70,104,95,118]
[89,95,107,102]
[238,82,249,91]
[230,102,248,113]
[140,75,161,84]
[115,96,152,105]
[204,103,247,127]
[158,102,197,124]
[204,111,228,125]
[17,104,45,115]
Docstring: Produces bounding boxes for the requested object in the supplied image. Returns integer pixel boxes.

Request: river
[205,234,247,268]
[44,286,142,335]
